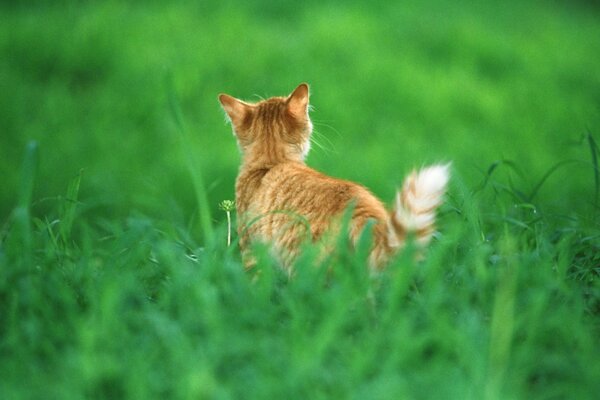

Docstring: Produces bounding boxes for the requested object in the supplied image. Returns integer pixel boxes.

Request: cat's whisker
[251,94,266,101]
[310,130,336,155]
[312,127,337,147]
[312,120,342,139]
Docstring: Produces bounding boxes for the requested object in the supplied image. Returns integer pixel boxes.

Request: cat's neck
[239,137,308,170]
[240,155,305,171]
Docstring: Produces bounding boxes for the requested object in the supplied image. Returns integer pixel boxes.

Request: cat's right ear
[287,83,310,118]
[218,94,250,127]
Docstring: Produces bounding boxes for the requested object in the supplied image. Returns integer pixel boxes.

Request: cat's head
[218,83,312,165]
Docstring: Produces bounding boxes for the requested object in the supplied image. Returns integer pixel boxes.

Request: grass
[1,142,599,399]
[1,0,600,398]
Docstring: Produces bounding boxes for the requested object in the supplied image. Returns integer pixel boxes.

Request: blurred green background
[2,2,600,399]
[2,0,599,229]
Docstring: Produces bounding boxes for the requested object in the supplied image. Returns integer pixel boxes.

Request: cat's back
[254,162,386,220]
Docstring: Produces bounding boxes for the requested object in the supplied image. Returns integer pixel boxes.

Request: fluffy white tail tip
[394,163,451,233]
[413,163,450,199]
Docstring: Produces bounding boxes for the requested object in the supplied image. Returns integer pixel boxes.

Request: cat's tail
[389,164,450,248]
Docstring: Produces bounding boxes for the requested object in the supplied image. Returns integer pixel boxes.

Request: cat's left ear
[287,83,310,118]
[218,94,250,127]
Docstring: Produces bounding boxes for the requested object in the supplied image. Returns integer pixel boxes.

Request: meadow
[1,0,600,398]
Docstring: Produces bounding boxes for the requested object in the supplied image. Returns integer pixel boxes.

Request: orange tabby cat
[219,83,449,271]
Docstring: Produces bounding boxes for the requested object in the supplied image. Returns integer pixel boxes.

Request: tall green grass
[1,139,599,399]
[167,74,214,245]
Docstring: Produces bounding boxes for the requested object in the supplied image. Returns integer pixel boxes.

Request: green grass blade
[166,74,214,245]
[586,131,599,206]
[9,141,39,264]
[17,141,39,210]
[527,159,581,202]
[475,159,525,194]
[485,235,518,400]
[59,169,82,244]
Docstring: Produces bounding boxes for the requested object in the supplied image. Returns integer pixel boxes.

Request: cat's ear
[218,94,250,126]
[287,83,310,118]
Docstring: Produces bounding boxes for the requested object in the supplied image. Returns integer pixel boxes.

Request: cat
[219,83,449,271]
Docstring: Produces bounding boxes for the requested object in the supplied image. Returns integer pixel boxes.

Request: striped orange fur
[219,83,449,271]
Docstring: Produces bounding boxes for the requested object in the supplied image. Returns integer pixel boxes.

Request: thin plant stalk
[219,200,235,247]
[226,210,231,247]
